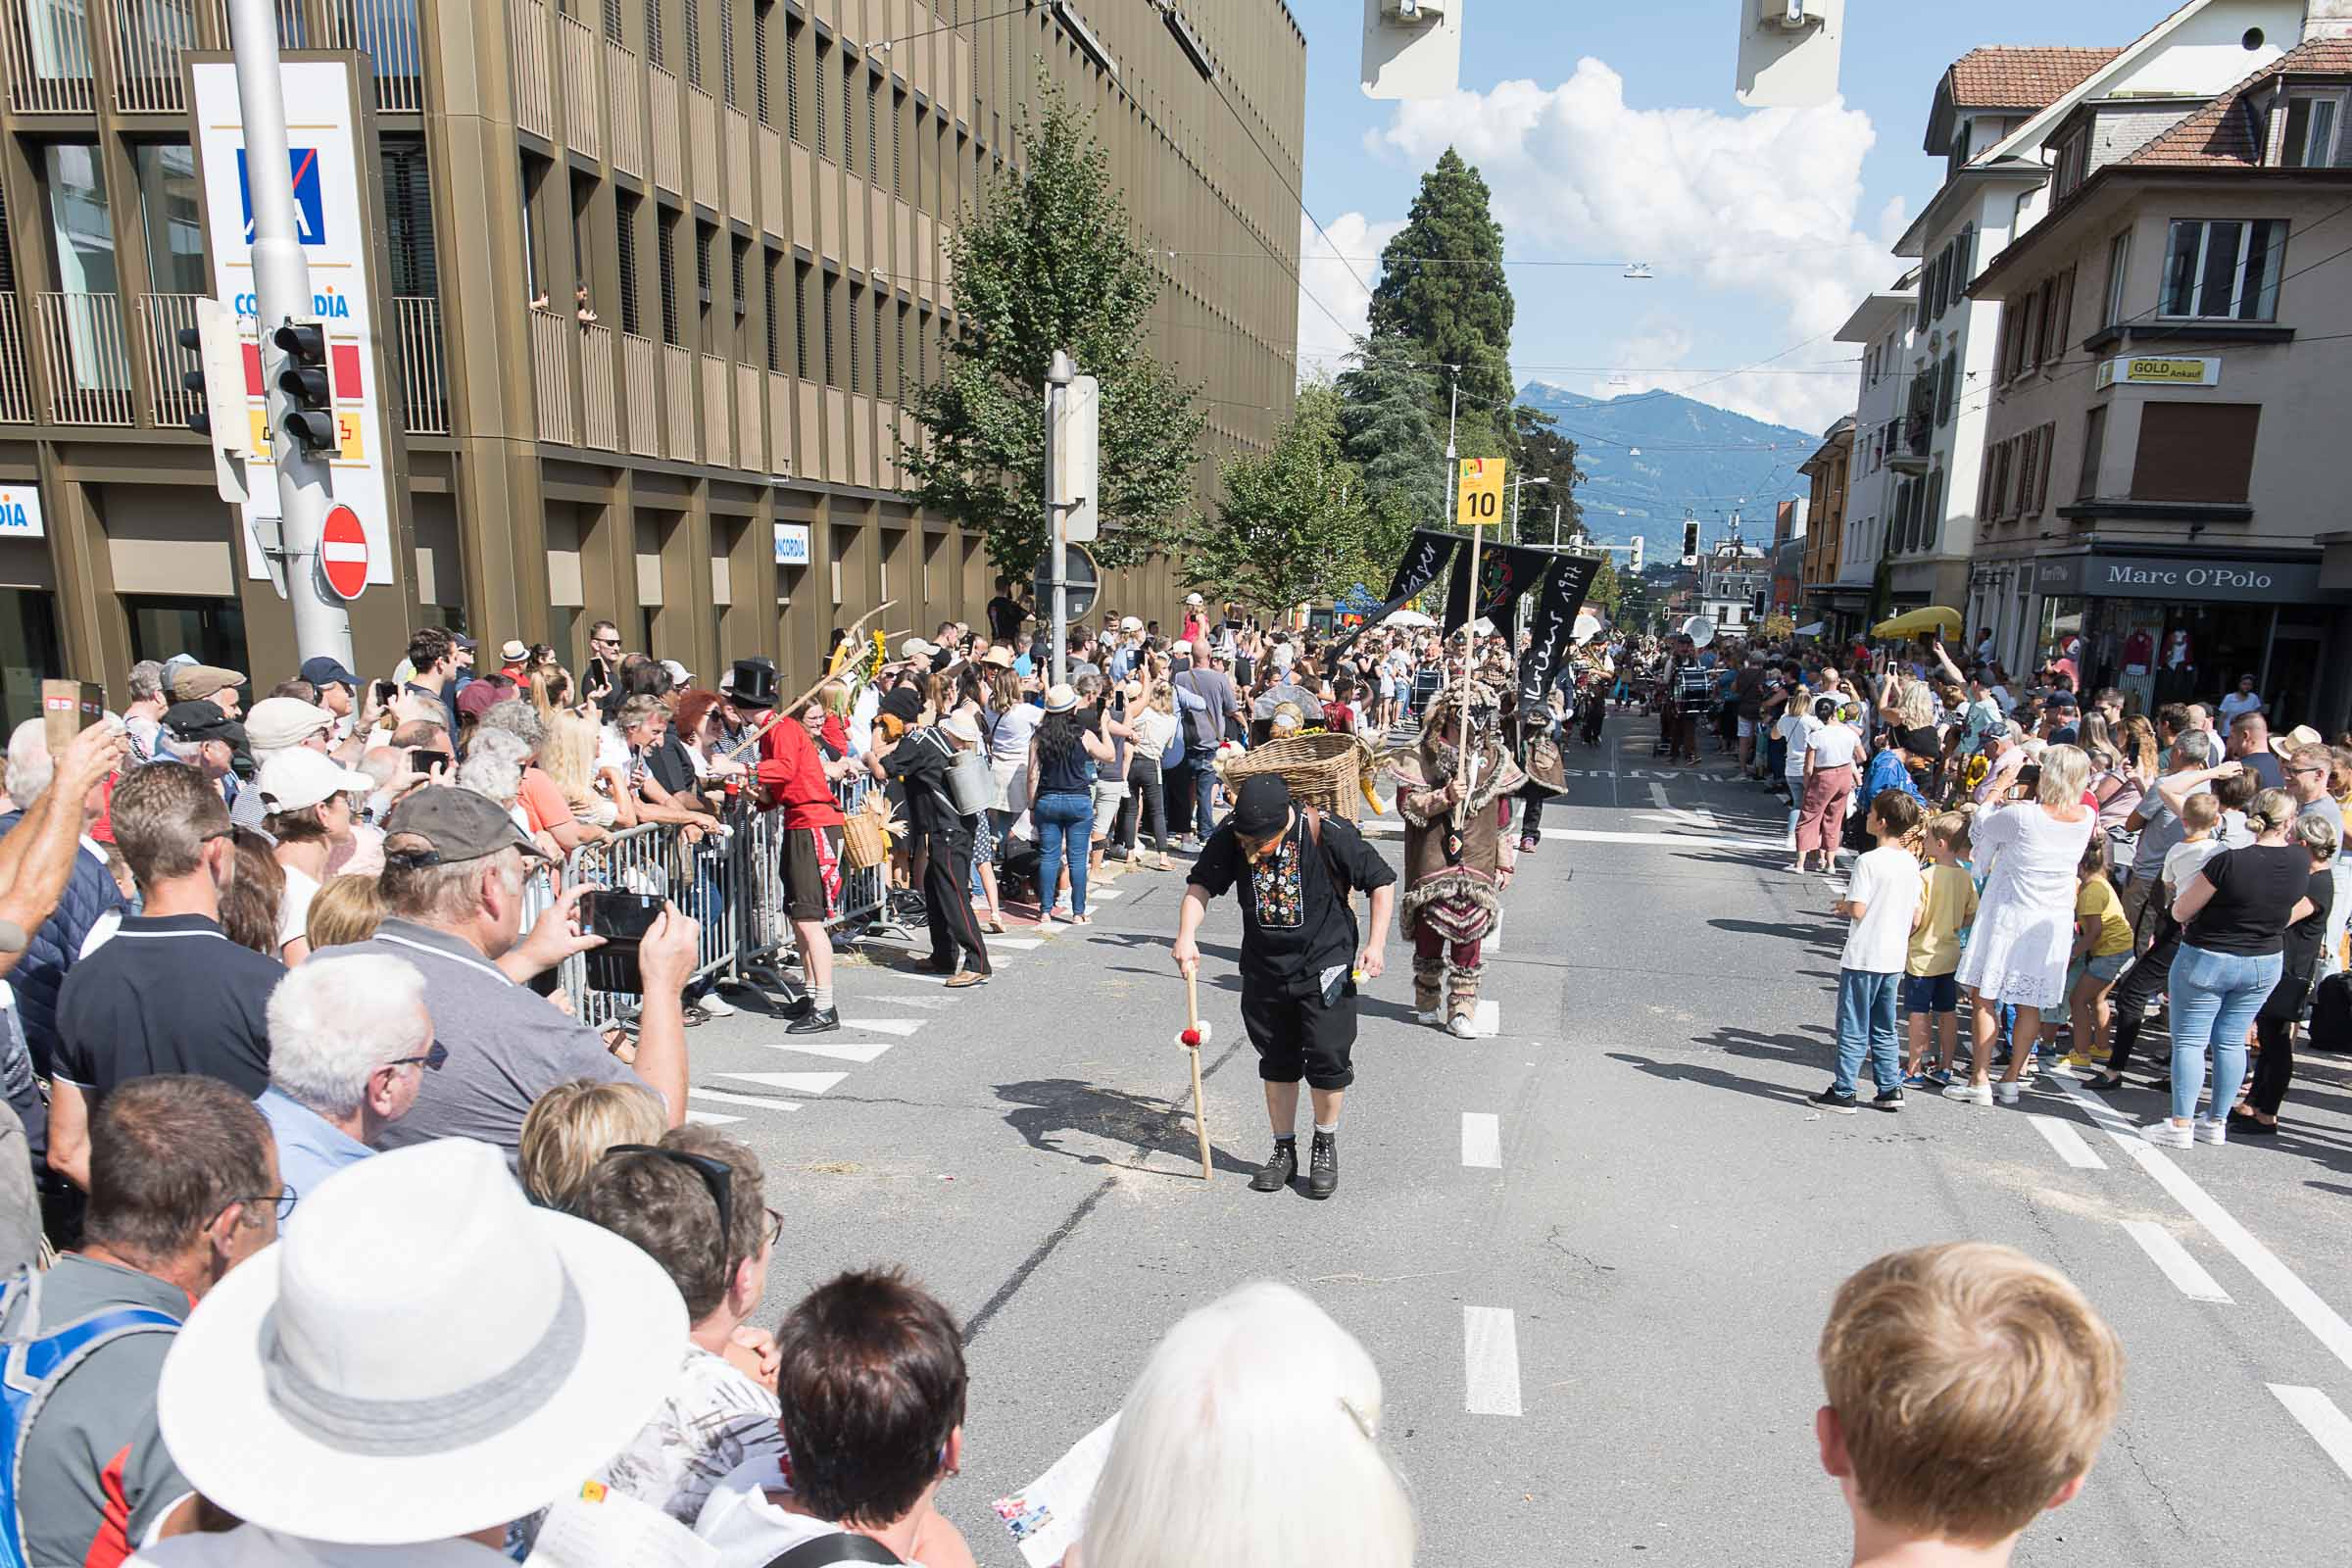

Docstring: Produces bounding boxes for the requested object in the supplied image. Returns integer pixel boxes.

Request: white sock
[811,986,834,1011]
[1313,1121,1338,1136]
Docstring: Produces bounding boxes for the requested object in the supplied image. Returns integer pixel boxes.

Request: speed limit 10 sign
[1457,457,1506,529]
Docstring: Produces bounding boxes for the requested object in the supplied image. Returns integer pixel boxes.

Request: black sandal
[2082,1071,2125,1092]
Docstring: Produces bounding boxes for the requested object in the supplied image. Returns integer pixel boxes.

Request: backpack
[2311,971,2352,1054]
[0,1267,181,1568]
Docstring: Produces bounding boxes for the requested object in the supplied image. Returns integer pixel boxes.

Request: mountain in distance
[1517,380,1818,560]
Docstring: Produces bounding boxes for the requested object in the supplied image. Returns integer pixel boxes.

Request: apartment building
[1792,415,1848,629]
[1874,2,2309,627]
[1821,286,1912,638]
[1966,33,2352,729]
[0,0,1306,715]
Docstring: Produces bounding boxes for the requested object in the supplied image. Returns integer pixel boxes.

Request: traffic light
[272,318,337,456]
[1681,519,1700,562]
[177,297,251,504]
[1630,534,1644,572]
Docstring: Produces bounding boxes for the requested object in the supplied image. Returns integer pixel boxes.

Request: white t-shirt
[987,702,1044,766]
[2218,690,2264,729]
[277,864,321,952]
[2163,835,2225,897]
[1779,712,1820,776]
[1842,844,1925,972]
[1808,723,1863,771]
[695,1457,930,1568]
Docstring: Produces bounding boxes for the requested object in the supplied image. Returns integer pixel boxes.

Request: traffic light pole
[229,0,353,668]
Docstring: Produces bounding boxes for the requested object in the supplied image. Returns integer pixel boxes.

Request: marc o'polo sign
[2034,553,2320,601]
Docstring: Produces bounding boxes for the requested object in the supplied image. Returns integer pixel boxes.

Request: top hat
[729,660,781,709]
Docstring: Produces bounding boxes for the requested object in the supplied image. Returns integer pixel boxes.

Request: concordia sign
[2034,552,2322,602]
[191,60,395,587]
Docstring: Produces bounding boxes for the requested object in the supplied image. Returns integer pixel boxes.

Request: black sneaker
[786,1006,841,1036]
[1306,1132,1339,1199]
[1872,1088,1905,1112]
[1811,1087,1858,1115]
[1249,1139,1298,1193]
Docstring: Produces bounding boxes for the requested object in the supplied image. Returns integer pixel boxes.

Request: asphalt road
[680,711,2352,1565]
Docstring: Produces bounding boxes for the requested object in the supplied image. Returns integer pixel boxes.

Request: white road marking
[2027,1113,2107,1170]
[683,1109,746,1125]
[1469,1000,1500,1038]
[689,1088,805,1111]
[1648,783,1672,811]
[1460,1112,1502,1169]
[871,967,953,983]
[839,1017,927,1037]
[1486,914,1501,953]
[2054,1077,2352,1374]
[746,1036,895,1063]
[2270,1385,2352,1482]
[1462,1305,1524,1416]
[721,1070,849,1096]
[2122,1220,2234,1303]
[988,938,1044,952]
[1530,826,1784,852]
[1089,886,1123,902]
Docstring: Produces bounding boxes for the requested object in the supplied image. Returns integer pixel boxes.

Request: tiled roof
[1944,47,2123,111]
[2124,37,2352,168]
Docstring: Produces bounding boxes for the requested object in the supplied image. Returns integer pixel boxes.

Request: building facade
[1825,288,1915,639]
[1965,33,2352,729]
[1793,415,1848,625]
[0,0,1305,717]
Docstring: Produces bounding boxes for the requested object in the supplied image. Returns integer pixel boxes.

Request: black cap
[300,655,359,691]
[163,701,245,747]
[1231,774,1293,839]
[452,632,478,652]
[2046,690,2079,710]
[382,785,554,866]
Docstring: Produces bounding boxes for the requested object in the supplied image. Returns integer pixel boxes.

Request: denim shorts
[2082,950,2131,983]
[1901,972,1958,1014]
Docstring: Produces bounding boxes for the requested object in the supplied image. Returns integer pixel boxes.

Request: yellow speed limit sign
[1457,457,1506,528]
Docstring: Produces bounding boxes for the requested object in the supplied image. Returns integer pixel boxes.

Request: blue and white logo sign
[236,147,326,246]
[0,483,43,539]
[773,522,811,565]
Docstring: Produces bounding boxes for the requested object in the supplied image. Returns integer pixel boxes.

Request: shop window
[125,595,248,682]
[2130,402,2259,503]
[2104,231,2131,325]
[2160,219,2283,320]
[0,590,63,732]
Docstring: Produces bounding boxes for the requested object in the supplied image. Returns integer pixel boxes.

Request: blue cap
[300,655,359,690]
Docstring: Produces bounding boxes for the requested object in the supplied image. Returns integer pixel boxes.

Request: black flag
[1443,540,1556,633]
[1328,530,1459,657]
[1517,555,1604,707]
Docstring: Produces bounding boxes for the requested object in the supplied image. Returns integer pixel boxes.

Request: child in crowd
[1817,1242,2123,1567]
[1903,812,1978,1088]
[1817,792,1928,1114]
[1325,676,1358,736]
[2060,838,2134,1072]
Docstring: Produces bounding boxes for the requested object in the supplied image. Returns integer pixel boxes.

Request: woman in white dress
[1947,744,2097,1105]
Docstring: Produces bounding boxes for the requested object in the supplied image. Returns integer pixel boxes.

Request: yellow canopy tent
[1872,606,1963,639]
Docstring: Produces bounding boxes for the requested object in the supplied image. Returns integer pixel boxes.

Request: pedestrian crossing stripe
[747,1036,895,1063]
[840,1017,927,1036]
[689,1088,805,1111]
[720,1070,848,1096]
[684,1109,747,1125]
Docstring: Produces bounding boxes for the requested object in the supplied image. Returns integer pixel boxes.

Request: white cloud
[1364,59,1901,430]
[1295,211,1403,382]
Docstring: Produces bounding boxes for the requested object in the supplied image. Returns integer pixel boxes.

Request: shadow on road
[1606,1051,1815,1107]
[1710,916,1842,953]
[993,1076,1257,1177]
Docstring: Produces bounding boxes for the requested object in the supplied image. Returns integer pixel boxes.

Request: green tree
[1368,149,1516,450]
[1589,555,1622,618]
[1335,331,1446,530]
[901,87,1204,576]
[1184,383,1368,616]
[1509,404,1585,542]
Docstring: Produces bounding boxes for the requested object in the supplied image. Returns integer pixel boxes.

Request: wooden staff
[1180,968,1211,1181]
[716,600,901,770]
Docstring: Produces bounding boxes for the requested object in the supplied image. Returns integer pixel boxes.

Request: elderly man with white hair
[256,953,438,1206]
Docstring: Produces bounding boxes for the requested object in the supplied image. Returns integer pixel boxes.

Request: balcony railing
[607,38,644,177]
[559,10,599,160]
[649,65,682,194]
[700,352,730,466]
[735,362,760,471]
[688,84,718,210]
[3,0,95,113]
[511,0,552,138]
[579,320,616,450]
[662,342,695,463]
[134,291,202,427]
[323,0,424,114]
[34,292,133,425]
[106,1,372,117]
[109,0,203,114]
[530,309,572,444]
[0,297,34,424]
[392,294,448,434]
[621,332,660,457]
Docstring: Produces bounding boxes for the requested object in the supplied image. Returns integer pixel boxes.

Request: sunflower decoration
[1961,753,1990,795]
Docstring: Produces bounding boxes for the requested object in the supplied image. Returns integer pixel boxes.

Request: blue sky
[1290,0,2171,432]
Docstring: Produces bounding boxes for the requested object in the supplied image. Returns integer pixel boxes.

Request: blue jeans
[1033,791,1095,917]
[1834,968,1902,1097]
[2168,942,2283,1123]
[1186,755,1219,840]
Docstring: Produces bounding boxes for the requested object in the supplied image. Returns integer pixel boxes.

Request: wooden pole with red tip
[1182,968,1210,1180]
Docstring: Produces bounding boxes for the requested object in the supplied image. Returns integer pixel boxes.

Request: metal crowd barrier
[556,773,896,1029]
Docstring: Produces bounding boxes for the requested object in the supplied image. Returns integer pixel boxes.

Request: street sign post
[1456,456,1504,529]
[319,502,368,600]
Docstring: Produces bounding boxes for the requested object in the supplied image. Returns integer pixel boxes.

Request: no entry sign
[320,503,368,600]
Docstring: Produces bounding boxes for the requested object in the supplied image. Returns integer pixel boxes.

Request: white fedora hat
[156,1139,685,1544]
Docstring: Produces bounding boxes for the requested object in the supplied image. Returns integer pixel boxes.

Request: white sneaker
[1943,1081,1992,1105]
[1446,1012,1478,1039]
[2139,1119,2193,1150]
[697,993,737,1019]
[1993,1080,2021,1105]
[2193,1117,2228,1147]
[1035,918,1059,935]
[1414,1008,1443,1026]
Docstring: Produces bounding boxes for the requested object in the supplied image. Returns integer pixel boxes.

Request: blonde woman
[517,1079,668,1212]
[542,710,620,830]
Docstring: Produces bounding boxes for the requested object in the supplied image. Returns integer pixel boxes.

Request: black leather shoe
[1306,1132,1339,1200]
[1249,1140,1297,1193]
[785,1006,841,1036]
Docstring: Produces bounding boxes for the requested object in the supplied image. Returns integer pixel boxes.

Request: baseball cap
[245,696,337,753]
[456,678,514,719]
[299,655,359,692]
[162,701,245,747]
[1230,774,1292,839]
[170,662,245,703]
[452,633,478,652]
[383,786,553,865]
[257,748,372,813]
[659,659,694,687]
[1119,615,1143,632]
[2045,690,2079,710]
[898,636,935,662]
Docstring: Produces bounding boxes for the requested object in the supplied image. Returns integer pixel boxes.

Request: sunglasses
[385,1041,448,1072]
[604,1145,782,1262]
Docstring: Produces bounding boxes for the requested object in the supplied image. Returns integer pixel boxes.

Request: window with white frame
[2160,219,2284,320]
[2281,92,2344,168]
[2103,230,2131,325]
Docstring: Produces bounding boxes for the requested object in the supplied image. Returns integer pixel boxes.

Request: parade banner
[1327,529,1460,657]
[1443,539,1554,633]
[1517,555,1603,708]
